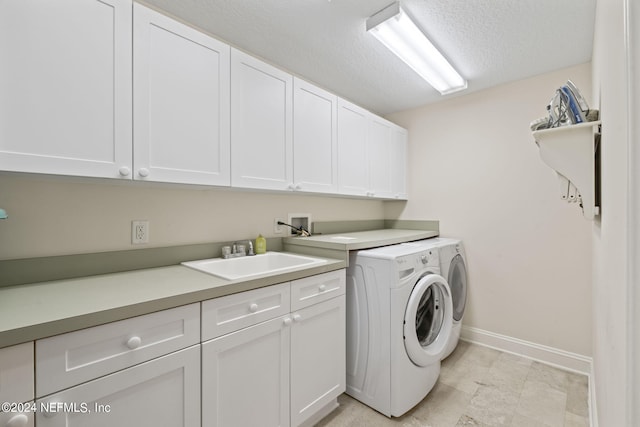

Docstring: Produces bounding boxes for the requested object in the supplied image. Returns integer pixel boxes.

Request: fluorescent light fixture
[367,2,467,95]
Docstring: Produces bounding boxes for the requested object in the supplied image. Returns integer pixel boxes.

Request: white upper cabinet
[1,3,407,197]
[133,4,231,185]
[337,98,407,199]
[231,49,293,190]
[391,125,408,199]
[368,116,394,199]
[293,78,338,193]
[0,0,132,179]
[337,99,370,196]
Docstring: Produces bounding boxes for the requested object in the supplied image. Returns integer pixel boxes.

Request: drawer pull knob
[319,284,326,292]
[283,317,292,326]
[249,303,259,313]
[293,314,302,322]
[6,414,29,426]
[126,336,142,350]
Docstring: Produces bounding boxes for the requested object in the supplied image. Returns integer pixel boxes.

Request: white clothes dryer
[346,244,453,417]
[405,238,468,359]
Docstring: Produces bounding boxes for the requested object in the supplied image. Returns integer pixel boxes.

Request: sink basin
[181,252,327,280]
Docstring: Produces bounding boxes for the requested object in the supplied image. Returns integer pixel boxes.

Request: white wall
[385,63,593,357]
[591,0,637,425]
[0,174,385,260]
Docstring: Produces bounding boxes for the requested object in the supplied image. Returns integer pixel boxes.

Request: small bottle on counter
[255,234,267,254]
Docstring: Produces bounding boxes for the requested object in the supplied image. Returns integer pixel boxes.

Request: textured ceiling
[143,0,596,115]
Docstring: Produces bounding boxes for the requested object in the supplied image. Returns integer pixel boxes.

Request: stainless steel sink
[181,252,327,280]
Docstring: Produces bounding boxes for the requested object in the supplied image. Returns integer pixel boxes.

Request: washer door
[403,273,453,367]
[448,254,468,322]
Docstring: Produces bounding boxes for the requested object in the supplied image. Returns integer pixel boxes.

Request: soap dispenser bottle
[255,234,267,254]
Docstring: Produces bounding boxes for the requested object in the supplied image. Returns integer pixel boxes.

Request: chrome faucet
[223,240,255,259]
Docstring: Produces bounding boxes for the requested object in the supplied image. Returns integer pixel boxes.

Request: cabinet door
[293,78,338,193]
[368,116,394,199]
[133,4,230,185]
[391,125,408,200]
[290,296,346,427]
[36,345,200,427]
[0,0,132,179]
[337,98,369,196]
[0,342,33,405]
[231,49,293,190]
[202,315,291,427]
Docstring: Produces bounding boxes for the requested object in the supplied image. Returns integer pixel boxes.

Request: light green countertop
[284,229,438,251]
[0,255,344,348]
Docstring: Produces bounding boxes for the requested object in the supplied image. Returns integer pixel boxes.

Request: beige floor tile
[464,384,520,426]
[410,382,473,427]
[565,373,589,418]
[510,413,549,426]
[455,414,489,426]
[527,362,570,392]
[483,352,532,395]
[564,411,590,427]
[440,344,500,395]
[456,344,502,369]
[321,343,590,427]
[515,379,567,427]
[440,360,492,395]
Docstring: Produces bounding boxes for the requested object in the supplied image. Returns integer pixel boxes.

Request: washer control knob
[421,255,429,264]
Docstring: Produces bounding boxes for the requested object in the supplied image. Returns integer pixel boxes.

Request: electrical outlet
[132,220,149,244]
[274,218,285,234]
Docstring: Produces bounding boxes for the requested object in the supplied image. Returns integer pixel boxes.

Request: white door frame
[624,0,640,424]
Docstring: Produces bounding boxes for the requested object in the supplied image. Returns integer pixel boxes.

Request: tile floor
[317,341,590,427]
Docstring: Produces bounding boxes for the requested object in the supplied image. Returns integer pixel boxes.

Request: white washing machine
[406,238,468,359]
[345,244,453,417]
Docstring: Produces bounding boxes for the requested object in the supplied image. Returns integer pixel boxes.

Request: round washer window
[448,254,468,322]
[403,273,453,367]
[415,285,445,347]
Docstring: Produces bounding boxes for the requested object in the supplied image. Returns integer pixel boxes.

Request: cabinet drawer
[0,342,34,404]
[291,270,345,311]
[36,303,200,397]
[36,345,200,427]
[202,282,290,341]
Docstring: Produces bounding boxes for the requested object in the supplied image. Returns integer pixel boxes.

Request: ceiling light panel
[367,2,467,95]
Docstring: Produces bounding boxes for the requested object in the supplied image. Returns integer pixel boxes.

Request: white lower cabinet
[35,345,200,427]
[0,342,34,427]
[202,315,291,427]
[290,296,346,427]
[10,270,344,427]
[202,270,346,427]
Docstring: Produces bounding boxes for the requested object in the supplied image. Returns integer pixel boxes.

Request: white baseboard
[460,325,592,375]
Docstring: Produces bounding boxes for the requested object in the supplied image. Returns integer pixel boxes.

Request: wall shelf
[532,120,601,220]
